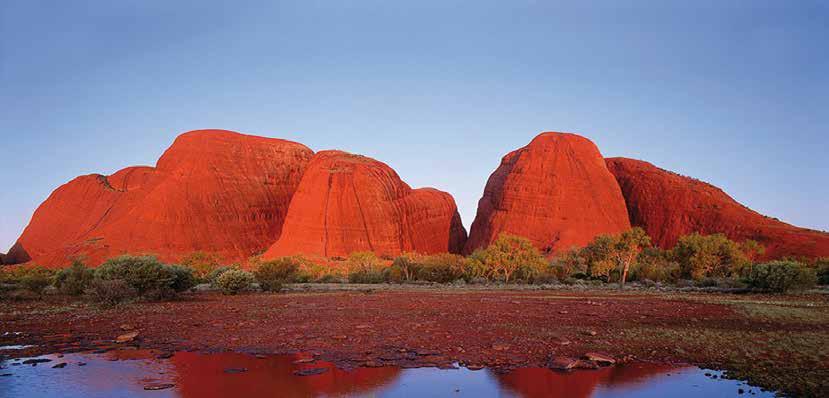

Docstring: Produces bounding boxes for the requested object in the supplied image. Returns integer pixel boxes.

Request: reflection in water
[0,351,774,397]
[172,352,399,397]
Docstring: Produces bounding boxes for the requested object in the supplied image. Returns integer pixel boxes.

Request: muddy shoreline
[2,287,827,396]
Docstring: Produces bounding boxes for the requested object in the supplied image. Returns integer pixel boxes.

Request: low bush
[167,264,197,293]
[254,257,302,292]
[95,255,194,300]
[347,252,385,284]
[816,258,829,285]
[54,260,95,296]
[179,252,222,281]
[746,261,817,293]
[6,266,56,295]
[207,266,238,286]
[473,234,548,283]
[387,254,421,283]
[88,279,137,306]
[216,269,255,295]
[415,253,466,283]
[672,233,749,280]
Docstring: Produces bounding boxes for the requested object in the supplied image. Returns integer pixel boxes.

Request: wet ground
[2,289,826,396]
[0,350,772,397]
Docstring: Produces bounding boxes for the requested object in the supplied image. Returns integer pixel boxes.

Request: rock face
[264,150,467,259]
[606,157,829,259]
[7,130,313,267]
[465,132,631,255]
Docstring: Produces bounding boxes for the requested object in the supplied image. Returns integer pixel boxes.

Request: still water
[0,350,774,397]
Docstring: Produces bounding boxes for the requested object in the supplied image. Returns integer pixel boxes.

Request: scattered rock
[332,335,347,340]
[582,330,597,336]
[466,364,485,371]
[156,352,174,359]
[548,357,580,371]
[119,324,134,331]
[491,343,511,351]
[224,368,247,374]
[22,358,52,365]
[78,362,87,366]
[293,368,329,377]
[116,331,139,343]
[1,373,12,377]
[143,383,175,391]
[51,363,67,369]
[582,352,615,366]
[292,358,315,364]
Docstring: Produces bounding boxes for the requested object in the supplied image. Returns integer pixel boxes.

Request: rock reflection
[497,363,678,398]
[171,352,400,397]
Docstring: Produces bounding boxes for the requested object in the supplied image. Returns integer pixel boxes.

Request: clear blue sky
[2,1,828,252]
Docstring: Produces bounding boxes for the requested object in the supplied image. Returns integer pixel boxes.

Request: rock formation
[606,157,829,259]
[263,150,467,259]
[7,129,314,267]
[464,132,631,255]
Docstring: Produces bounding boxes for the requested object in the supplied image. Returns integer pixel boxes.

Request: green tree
[480,234,547,283]
[672,233,749,280]
[614,227,652,287]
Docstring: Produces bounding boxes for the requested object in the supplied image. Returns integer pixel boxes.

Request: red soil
[7,130,313,267]
[607,157,829,259]
[264,150,466,259]
[0,290,736,370]
[465,132,631,255]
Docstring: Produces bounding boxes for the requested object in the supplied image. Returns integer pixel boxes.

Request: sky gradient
[1,1,828,252]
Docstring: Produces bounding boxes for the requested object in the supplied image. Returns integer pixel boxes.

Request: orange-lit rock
[264,150,466,259]
[606,157,829,259]
[7,130,313,267]
[464,132,631,255]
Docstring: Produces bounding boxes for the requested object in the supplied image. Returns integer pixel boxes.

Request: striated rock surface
[464,132,631,255]
[264,150,467,259]
[606,157,829,259]
[8,129,313,267]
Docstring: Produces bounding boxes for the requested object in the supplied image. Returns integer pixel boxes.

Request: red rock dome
[606,157,829,259]
[7,129,313,267]
[263,150,467,259]
[464,132,631,255]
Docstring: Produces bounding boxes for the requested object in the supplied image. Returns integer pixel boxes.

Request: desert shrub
[387,254,421,283]
[746,261,817,293]
[549,249,587,280]
[416,253,467,283]
[0,266,55,295]
[672,233,749,280]
[464,250,491,281]
[815,258,829,285]
[88,279,137,306]
[254,257,302,292]
[166,264,197,293]
[474,234,548,283]
[179,252,222,281]
[296,262,346,283]
[631,247,680,283]
[96,255,193,300]
[96,255,174,298]
[216,269,255,295]
[54,260,95,296]
[207,265,239,286]
[347,252,386,284]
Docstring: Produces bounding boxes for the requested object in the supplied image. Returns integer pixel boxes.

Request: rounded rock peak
[157,129,313,171]
[527,131,600,149]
